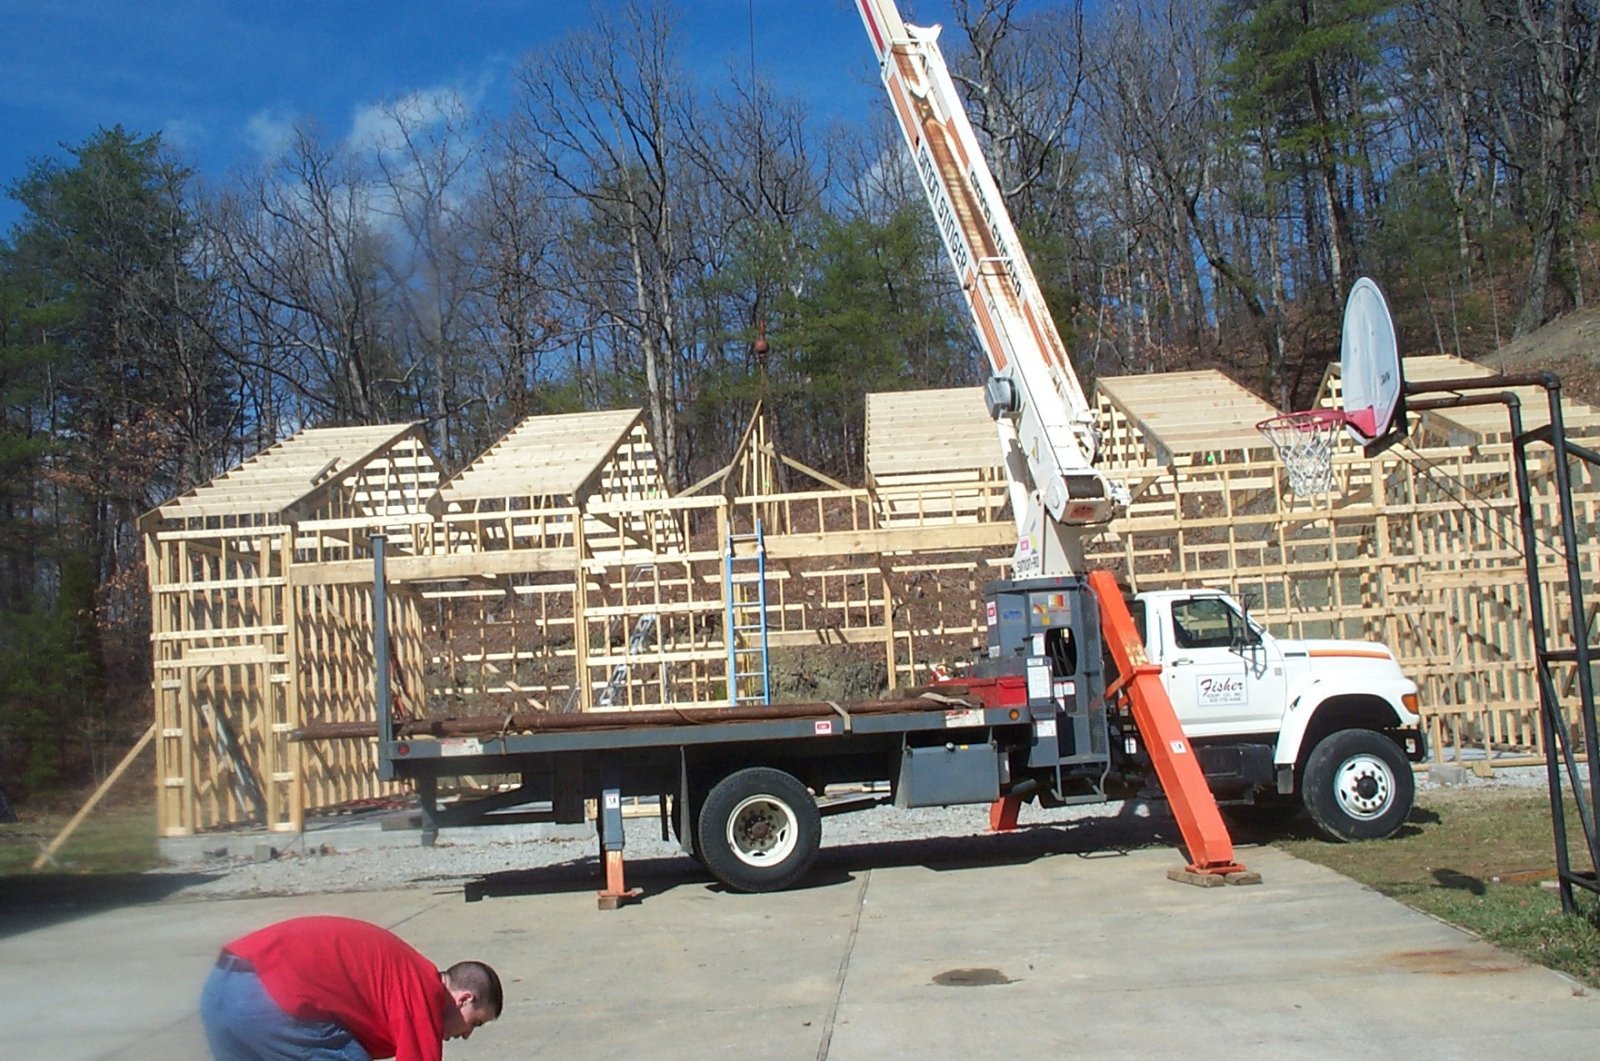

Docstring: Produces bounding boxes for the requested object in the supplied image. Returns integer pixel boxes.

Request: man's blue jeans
[200,960,370,1061]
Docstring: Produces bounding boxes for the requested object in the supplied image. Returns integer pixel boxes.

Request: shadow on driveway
[0,870,223,939]
[459,802,1192,906]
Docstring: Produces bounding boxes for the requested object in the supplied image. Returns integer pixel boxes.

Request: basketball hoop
[1255,409,1349,497]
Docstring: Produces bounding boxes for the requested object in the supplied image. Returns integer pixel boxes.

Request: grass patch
[1277,787,1600,987]
[0,804,163,876]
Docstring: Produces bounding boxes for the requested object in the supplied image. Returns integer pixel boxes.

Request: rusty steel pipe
[292,691,981,742]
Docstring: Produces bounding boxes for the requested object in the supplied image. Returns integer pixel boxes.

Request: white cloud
[347,85,470,157]
[159,116,205,156]
[245,108,296,159]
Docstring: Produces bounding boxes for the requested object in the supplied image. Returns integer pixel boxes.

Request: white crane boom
[855,0,1127,577]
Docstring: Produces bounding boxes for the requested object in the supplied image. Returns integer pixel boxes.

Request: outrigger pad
[1166,865,1263,887]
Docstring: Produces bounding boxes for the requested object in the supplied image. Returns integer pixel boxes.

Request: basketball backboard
[1340,277,1407,456]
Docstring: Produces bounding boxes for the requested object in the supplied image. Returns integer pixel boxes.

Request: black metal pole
[1408,375,1600,911]
[1539,377,1600,894]
[1498,395,1579,913]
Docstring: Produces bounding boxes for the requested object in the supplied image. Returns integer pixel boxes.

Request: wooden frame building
[145,359,1600,835]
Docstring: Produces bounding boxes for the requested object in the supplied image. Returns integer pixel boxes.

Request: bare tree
[1083,0,1292,395]
[462,119,567,441]
[207,128,403,427]
[1501,0,1600,334]
[369,91,482,462]
[512,0,688,485]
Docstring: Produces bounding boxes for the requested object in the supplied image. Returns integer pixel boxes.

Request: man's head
[442,960,503,1041]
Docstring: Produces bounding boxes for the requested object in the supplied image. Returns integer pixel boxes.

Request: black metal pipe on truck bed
[294,692,988,742]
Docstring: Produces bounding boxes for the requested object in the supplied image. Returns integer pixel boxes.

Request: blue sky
[0,1,977,234]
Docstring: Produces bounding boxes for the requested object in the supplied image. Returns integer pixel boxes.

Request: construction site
[111,2,1596,907]
[139,357,1600,838]
[11,1,1600,1055]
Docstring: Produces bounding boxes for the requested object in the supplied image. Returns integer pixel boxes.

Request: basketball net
[1255,409,1348,497]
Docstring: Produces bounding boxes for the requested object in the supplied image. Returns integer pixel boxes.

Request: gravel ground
[147,765,1552,901]
[152,798,1154,900]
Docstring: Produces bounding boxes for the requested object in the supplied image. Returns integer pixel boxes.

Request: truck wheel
[696,767,820,893]
[1302,730,1414,842]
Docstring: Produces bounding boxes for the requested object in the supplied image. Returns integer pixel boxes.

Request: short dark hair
[445,960,503,1018]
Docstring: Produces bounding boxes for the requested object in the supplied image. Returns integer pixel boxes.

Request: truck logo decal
[1196,674,1248,706]
[814,720,834,736]
[986,601,997,626]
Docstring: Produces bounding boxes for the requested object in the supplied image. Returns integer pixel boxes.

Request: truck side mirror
[1234,594,1262,648]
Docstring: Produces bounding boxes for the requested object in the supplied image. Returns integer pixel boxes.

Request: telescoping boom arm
[855,0,1128,577]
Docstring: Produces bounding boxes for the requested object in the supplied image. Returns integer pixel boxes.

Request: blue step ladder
[724,520,771,706]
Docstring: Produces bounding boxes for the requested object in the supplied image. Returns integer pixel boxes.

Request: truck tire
[1302,729,1414,842]
[696,767,820,893]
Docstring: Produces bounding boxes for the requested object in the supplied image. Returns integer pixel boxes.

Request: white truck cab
[1130,589,1425,840]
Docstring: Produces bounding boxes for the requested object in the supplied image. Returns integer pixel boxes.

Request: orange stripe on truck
[1307,648,1393,660]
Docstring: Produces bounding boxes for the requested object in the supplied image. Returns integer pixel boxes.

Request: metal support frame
[595,785,642,910]
[1407,373,1600,912]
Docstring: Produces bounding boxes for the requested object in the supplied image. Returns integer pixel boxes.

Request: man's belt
[216,951,256,974]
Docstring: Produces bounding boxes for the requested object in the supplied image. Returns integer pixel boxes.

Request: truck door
[1160,596,1287,737]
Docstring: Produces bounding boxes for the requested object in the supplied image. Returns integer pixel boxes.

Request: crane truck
[361,0,1425,904]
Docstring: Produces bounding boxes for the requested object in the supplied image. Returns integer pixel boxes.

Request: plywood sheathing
[145,423,434,527]
[1097,370,1281,465]
[865,387,1008,526]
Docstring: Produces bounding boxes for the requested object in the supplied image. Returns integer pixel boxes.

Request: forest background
[2,0,1597,807]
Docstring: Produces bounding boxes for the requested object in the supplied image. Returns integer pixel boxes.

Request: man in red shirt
[199,915,502,1061]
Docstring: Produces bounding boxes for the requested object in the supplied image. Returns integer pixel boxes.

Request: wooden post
[32,724,156,871]
[283,527,304,831]
[573,512,592,712]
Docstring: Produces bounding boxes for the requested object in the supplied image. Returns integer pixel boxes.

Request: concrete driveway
[3,837,1595,1060]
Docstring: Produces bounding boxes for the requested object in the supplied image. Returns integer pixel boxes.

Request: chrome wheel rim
[1333,753,1394,820]
[725,795,798,867]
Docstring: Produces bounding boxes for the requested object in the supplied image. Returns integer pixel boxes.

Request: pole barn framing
[143,360,1599,834]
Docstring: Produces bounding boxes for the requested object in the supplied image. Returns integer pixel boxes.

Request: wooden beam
[290,547,583,585]
[31,725,156,871]
[765,522,1012,559]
